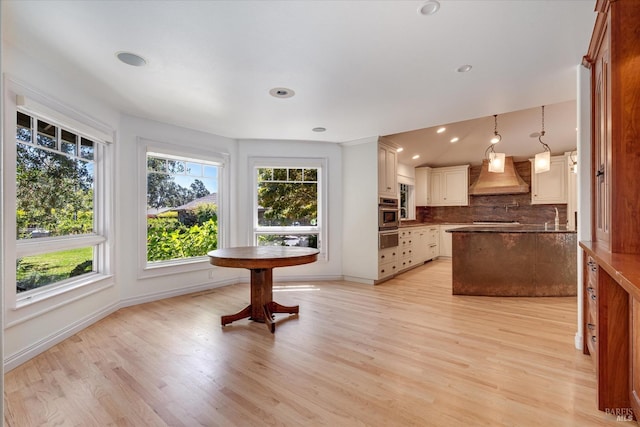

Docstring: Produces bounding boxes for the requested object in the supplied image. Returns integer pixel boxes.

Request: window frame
[3,81,115,314]
[137,137,229,278]
[399,182,416,221]
[249,156,327,260]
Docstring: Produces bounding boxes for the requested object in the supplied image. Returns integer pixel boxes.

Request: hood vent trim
[469,156,529,195]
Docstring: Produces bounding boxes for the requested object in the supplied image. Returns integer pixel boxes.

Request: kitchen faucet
[505,201,519,212]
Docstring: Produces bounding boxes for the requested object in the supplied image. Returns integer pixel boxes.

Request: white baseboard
[119,278,236,308]
[4,301,120,372]
[4,275,345,371]
[574,332,583,350]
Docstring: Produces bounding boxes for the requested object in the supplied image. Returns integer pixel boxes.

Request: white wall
[117,115,241,305]
[341,138,378,283]
[236,139,343,280]
[2,44,346,369]
[3,45,121,368]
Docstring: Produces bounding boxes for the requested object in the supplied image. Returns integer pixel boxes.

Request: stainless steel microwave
[379,197,399,230]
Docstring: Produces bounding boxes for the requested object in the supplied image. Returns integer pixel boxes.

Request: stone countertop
[446,225,576,233]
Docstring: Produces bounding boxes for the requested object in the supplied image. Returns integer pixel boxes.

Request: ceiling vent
[469,156,529,195]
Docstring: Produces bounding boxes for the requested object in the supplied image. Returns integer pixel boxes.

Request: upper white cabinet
[430,165,469,206]
[415,167,431,206]
[415,165,469,207]
[530,155,567,204]
[378,142,398,198]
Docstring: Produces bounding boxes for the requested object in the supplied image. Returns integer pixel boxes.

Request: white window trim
[3,78,115,319]
[137,137,230,279]
[249,156,327,260]
[399,182,416,221]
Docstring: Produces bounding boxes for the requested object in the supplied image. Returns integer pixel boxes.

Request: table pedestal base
[220,268,298,333]
[220,302,298,333]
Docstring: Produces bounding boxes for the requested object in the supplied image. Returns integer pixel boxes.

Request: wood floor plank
[3,259,624,426]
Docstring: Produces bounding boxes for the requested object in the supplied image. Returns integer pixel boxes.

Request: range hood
[469,156,529,195]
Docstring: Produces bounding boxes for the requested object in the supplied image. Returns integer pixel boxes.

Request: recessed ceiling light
[450,137,459,143]
[396,147,404,152]
[269,87,295,98]
[437,127,446,133]
[412,154,420,160]
[456,64,473,73]
[312,127,326,132]
[116,51,147,67]
[417,0,440,16]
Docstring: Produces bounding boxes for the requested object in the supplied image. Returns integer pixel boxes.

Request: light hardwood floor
[4,259,624,426]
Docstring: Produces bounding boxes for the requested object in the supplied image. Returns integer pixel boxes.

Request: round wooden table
[208,246,319,333]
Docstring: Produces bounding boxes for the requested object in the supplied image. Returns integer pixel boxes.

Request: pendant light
[569,151,578,174]
[485,114,505,173]
[534,106,551,173]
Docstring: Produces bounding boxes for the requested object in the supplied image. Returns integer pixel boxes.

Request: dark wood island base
[448,226,577,297]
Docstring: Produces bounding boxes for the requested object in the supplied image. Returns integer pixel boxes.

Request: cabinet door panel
[443,170,468,205]
[531,156,567,204]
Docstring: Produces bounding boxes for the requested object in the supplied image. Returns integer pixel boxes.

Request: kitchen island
[447,225,577,296]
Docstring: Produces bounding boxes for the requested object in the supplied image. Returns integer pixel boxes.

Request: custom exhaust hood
[469,156,529,195]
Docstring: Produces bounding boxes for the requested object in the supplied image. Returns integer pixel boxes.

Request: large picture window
[253,159,323,250]
[12,106,112,302]
[144,150,222,266]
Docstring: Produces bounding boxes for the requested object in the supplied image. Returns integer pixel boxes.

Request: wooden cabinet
[378,143,398,198]
[415,167,431,206]
[631,298,640,420]
[429,165,469,207]
[584,255,598,363]
[581,0,640,419]
[530,155,567,204]
[584,0,640,253]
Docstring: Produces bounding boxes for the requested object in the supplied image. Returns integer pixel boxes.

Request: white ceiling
[2,1,596,166]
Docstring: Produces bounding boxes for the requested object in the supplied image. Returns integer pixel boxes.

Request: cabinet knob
[587,323,595,331]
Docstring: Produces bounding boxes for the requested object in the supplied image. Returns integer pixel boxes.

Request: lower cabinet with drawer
[398,229,414,272]
[582,251,632,414]
[378,247,398,280]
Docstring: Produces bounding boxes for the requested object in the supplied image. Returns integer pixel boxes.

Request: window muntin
[255,165,320,249]
[146,152,220,263]
[14,109,108,298]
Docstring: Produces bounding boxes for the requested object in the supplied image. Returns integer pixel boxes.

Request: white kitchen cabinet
[439,224,468,257]
[378,142,398,198]
[530,155,567,204]
[412,227,428,264]
[378,246,398,279]
[429,165,469,206]
[425,226,439,260]
[415,167,431,206]
[398,229,415,271]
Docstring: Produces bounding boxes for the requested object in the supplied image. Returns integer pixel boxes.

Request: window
[142,145,225,273]
[253,159,324,251]
[12,106,112,304]
[399,183,415,220]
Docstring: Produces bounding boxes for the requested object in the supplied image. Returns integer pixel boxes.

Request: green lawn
[17,247,93,293]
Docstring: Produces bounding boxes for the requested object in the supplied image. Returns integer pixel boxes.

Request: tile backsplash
[417,160,568,225]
